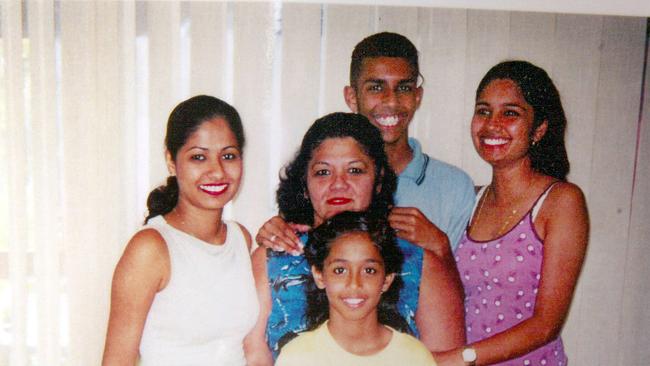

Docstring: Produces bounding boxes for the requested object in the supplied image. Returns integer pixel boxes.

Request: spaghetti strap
[470,185,490,218]
[531,182,561,221]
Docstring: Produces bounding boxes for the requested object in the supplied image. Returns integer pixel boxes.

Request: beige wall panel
[2,1,28,363]
[60,2,132,363]
[375,5,419,38]
[86,0,127,348]
[147,2,183,189]
[572,16,646,366]
[548,14,603,357]
[508,12,556,70]
[60,3,100,363]
[619,40,650,365]
[27,1,62,363]
[118,1,139,237]
[321,5,374,113]
[280,4,323,174]
[414,8,468,168]
[463,10,511,184]
[189,2,229,97]
[552,15,603,192]
[230,2,275,232]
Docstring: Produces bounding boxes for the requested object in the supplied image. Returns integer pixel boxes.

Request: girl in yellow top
[275,211,436,366]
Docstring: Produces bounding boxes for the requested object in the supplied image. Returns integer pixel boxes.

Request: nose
[485,113,502,130]
[347,271,361,289]
[329,172,349,191]
[382,89,398,107]
[208,159,225,179]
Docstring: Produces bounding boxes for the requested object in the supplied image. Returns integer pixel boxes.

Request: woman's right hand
[255,216,309,255]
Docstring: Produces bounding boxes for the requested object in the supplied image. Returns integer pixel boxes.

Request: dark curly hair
[476,60,570,180]
[144,95,245,223]
[276,112,396,226]
[350,31,421,87]
[303,211,408,332]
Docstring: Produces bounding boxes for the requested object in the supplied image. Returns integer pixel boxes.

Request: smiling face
[166,117,243,212]
[344,57,423,147]
[471,78,547,169]
[312,231,395,324]
[306,137,377,227]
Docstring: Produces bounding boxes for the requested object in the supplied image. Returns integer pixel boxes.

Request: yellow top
[276,322,437,366]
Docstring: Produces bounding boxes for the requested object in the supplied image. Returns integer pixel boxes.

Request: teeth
[200,184,227,193]
[343,298,364,305]
[483,138,508,146]
[376,116,398,127]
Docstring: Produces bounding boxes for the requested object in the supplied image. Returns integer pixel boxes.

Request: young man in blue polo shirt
[343,32,475,258]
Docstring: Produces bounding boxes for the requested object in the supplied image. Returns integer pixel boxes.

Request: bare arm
[255,215,309,254]
[416,248,466,352]
[244,247,274,366]
[102,229,169,366]
[435,183,589,365]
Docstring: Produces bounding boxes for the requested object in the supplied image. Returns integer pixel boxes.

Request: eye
[397,84,414,93]
[367,84,383,92]
[475,108,490,117]
[333,267,346,275]
[504,110,520,117]
[191,154,206,161]
[348,167,365,174]
[364,267,377,274]
[222,152,239,160]
[314,169,330,177]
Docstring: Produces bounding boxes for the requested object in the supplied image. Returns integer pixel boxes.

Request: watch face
[462,347,477,362]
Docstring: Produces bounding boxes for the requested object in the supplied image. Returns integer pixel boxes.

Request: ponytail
[144,176,179,224]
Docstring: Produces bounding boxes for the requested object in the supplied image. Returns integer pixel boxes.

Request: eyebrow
[475,101,526,109]
[348,160,368,165]
[186,145,240,152]
[363,78,417,84]
[327,258,383,264]
[187,146,209,151]
[221,145,241,151]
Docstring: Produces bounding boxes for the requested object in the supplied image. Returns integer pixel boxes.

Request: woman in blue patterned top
[244,113,465,365]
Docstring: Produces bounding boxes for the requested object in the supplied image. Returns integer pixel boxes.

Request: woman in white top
[102,95,258,366]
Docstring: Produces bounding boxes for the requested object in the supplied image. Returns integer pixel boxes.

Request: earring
[531,140,538,147]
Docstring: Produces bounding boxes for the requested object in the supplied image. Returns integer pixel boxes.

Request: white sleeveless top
[139,216,259,366]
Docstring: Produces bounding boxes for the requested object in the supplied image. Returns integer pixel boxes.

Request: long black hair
[276,112,396,226]
[476,60,570,180]
[144,95,245,223]
[303,211,408,332]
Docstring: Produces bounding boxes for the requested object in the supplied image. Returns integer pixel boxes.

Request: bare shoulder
[113,228,170,292]
[544,181,587,212]
[235,222,253,252]
[536,181,589,242]
[122,228,169,264]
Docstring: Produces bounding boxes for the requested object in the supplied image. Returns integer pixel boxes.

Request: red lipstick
[326,197,352,205]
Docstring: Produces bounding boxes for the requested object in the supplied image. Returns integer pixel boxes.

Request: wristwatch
[461,347,477,366]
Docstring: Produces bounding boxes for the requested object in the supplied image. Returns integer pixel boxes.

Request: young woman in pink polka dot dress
[434,61,589,366]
